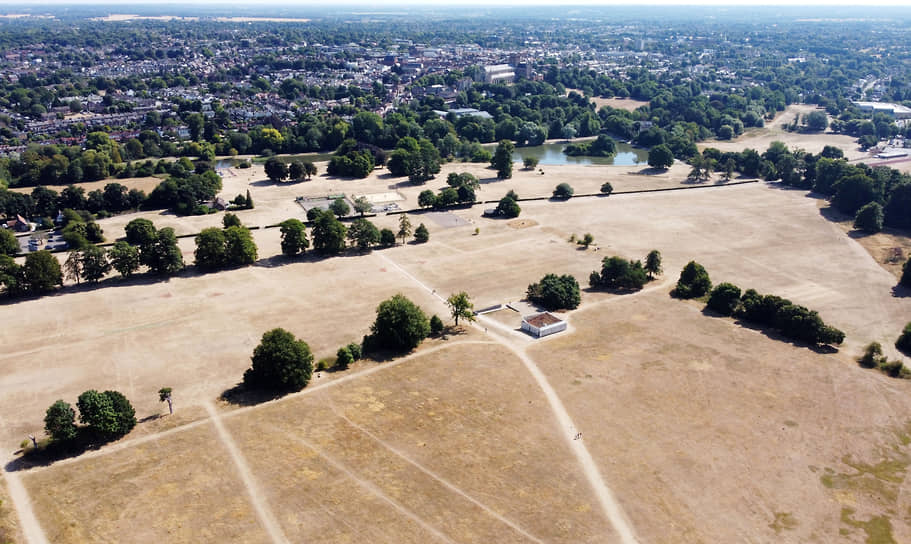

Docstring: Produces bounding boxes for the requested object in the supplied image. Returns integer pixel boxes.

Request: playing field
[3,138,911,543]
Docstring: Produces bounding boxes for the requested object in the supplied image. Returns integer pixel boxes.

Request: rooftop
[523,312,564,328]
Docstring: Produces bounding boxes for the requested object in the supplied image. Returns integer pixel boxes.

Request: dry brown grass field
[3,131,911,543]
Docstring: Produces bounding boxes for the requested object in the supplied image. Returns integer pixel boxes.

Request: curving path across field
[376,252,641,544]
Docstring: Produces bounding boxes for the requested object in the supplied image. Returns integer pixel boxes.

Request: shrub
[673,261,712,299]
[858,342,886,368]
[600,182,613,195]
[430,314,444,335]
[414,223,429,243]
[496,195,521,218]
[707,283,742,316]
[346,342,362,361]
[553,183,574,199]
[336,347,353,370]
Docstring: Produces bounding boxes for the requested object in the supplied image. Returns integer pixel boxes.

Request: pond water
[512,141,649,166]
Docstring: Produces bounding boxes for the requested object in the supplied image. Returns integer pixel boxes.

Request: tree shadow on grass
[219,384,286,407]
[731,318,840,354]
[6,429,120,472]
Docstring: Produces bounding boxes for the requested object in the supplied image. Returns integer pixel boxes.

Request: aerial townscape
[2,2,911,542]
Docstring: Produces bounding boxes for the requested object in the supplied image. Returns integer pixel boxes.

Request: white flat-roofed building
[521,312,567,338]
[854,101,911,120]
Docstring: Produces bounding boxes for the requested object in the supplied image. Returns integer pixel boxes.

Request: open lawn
[528,292,911,543]
[3,146,910,543]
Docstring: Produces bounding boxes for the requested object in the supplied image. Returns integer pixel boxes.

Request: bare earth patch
[507,219,538,229]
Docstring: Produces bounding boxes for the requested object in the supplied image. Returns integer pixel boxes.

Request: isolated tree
[523,156,539,170]
[647,144,674,169]
[854,202,884,233]
[243,328,314,392]
[44,400,77,442]
[674,261,712,298]
[492,140,515,179]
[223,213,242,228]
[108,241,141,278]
[527,273,580,310]
[158,387,173,415]
[223,226,257,266]
[644,250,662,279]
[600,182,613,195]
[194,227,227,270]
[578,233,594,248]
[245,189,254,209]
[707,282,742,316]
[553,183,574,199]
[264,157,288,181]
[414,223,429,243]
[367,294,430,353]
[347,218,381,250]
[397,214,413,245]
[311,210,347,255]
[496,195,521,218]
[447,291,476,326]
[279,219,309,256]
[353,196,372,216]
[0,229,18,256]
[79,245,111,283]
[23,250,63,294]
[329,198,350,218]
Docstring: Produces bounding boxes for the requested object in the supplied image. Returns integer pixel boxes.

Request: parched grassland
[528,293,911,543]
[24,423,270,543]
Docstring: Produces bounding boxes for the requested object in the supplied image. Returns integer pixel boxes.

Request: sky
[7,0,910,5]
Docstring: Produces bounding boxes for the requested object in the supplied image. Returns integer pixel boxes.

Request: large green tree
[0,229,19,256]
[527,273,580,310]
[347,218,380,250]
[311,210,347,255]
[279,219,309,256]
[194,227,227,270]
[367,294,431,353]
[108,241,140,278]
[23,250,63,293]
[144,227,184,276]
[224,226,258,266]
[79,245,111,283]
[647,144,674,169]
[77,389,136,439]
[243,328,313,392]
[674,261,712,299]
[44,400,77,442]
[492,140,515,179]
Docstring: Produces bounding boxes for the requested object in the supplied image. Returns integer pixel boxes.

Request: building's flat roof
[524,312,564,328]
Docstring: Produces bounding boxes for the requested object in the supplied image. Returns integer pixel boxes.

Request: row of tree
[43,390,136,445]
[675,260,845,347]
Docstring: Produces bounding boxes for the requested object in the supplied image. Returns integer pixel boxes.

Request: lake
[512,141,649,166]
